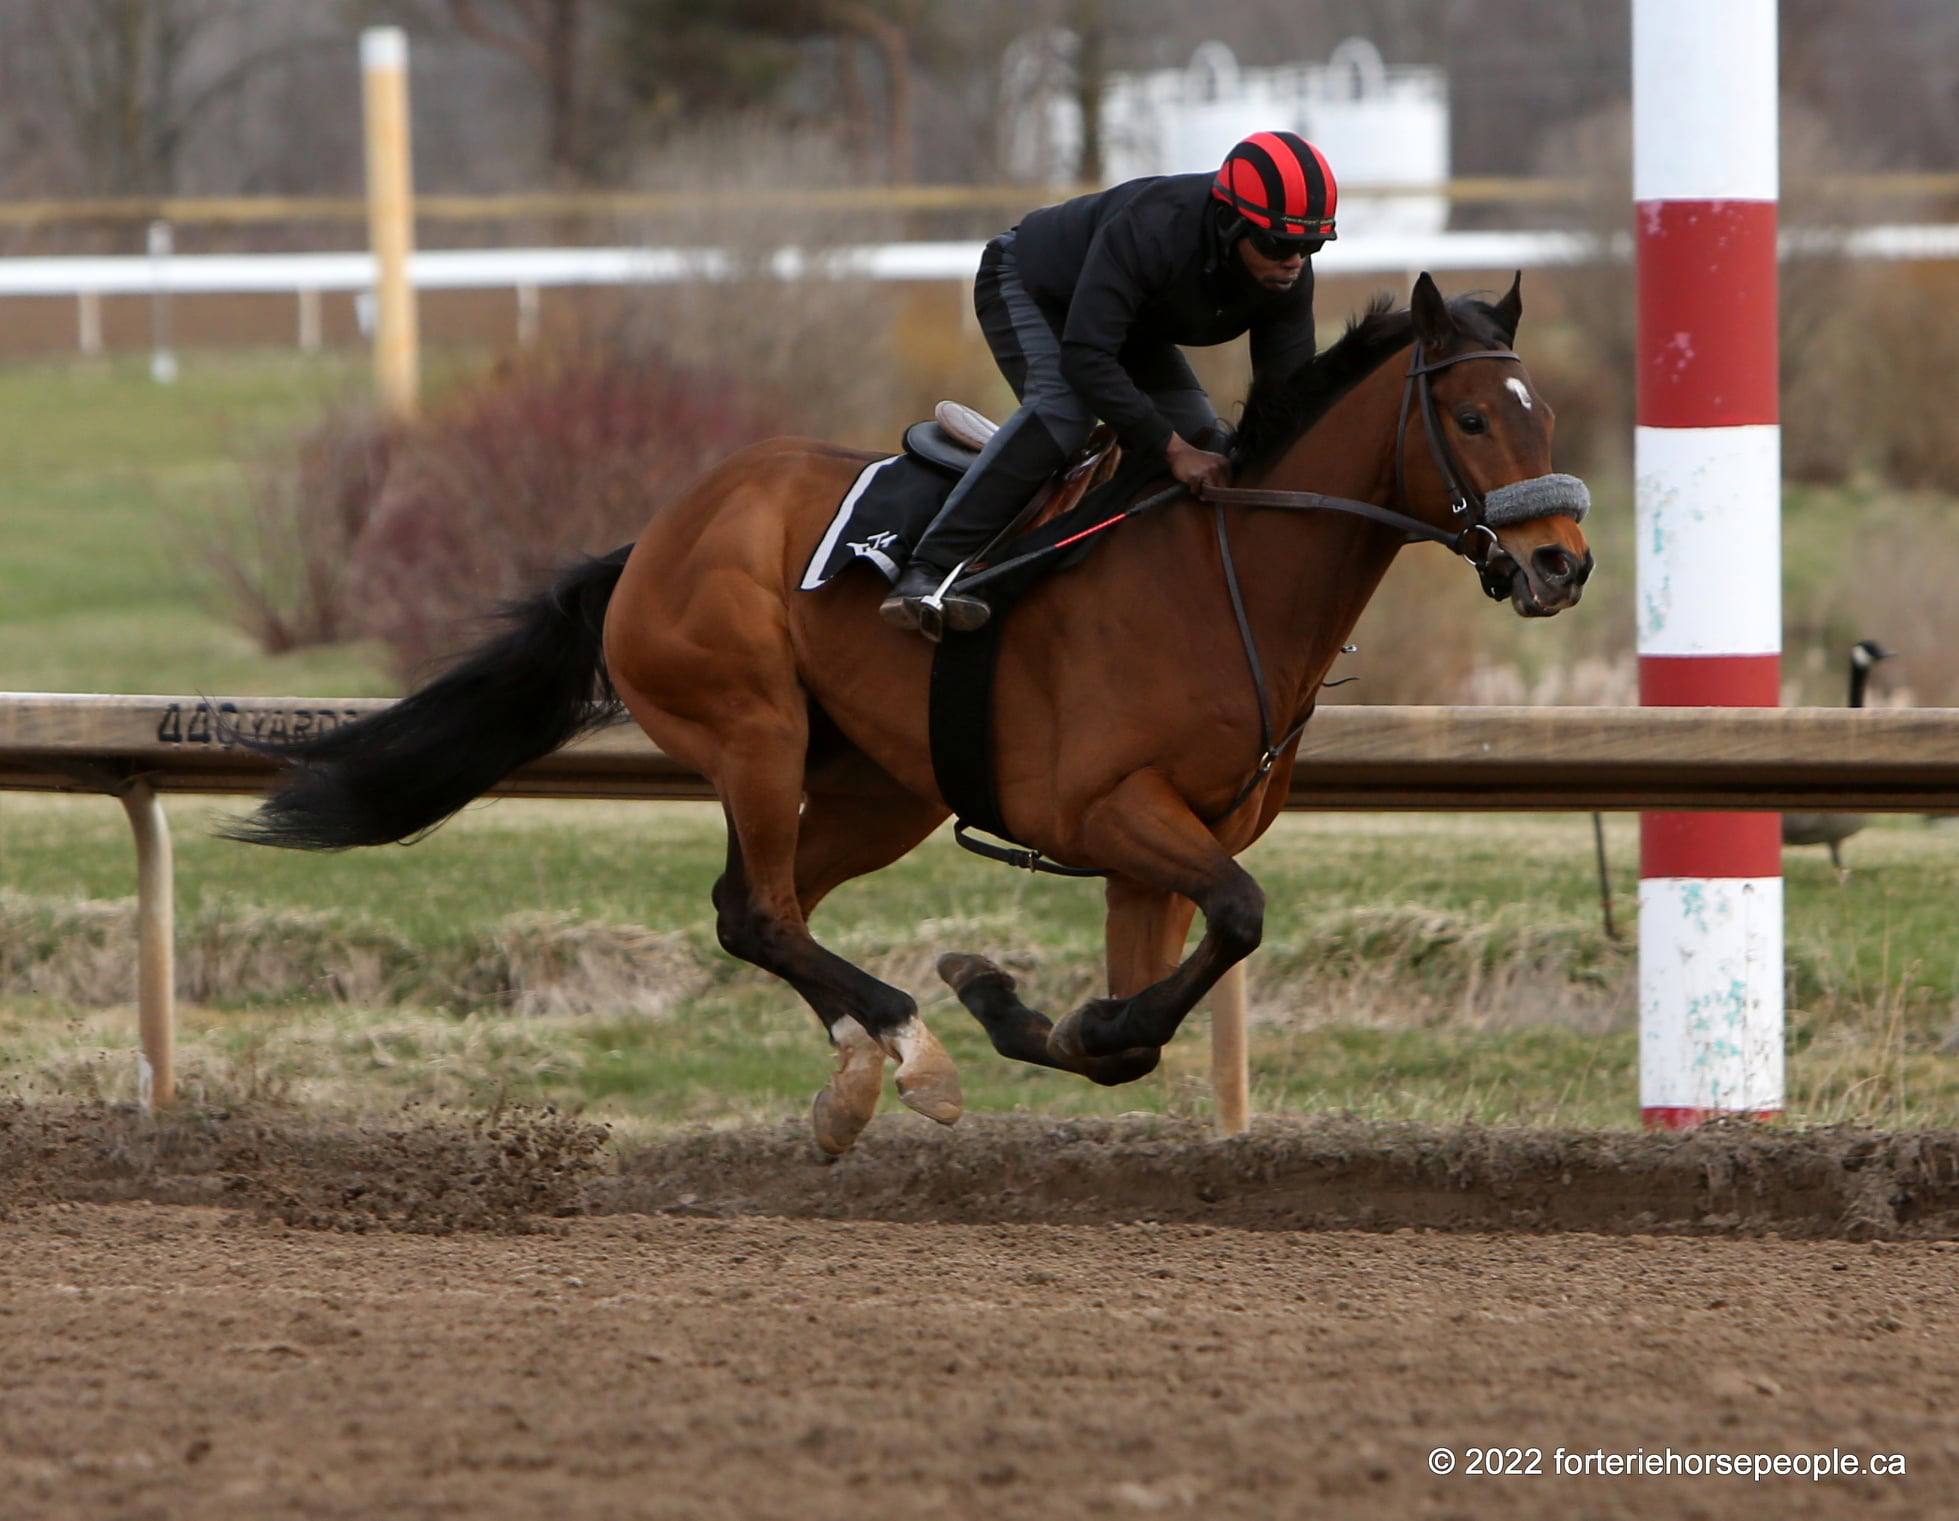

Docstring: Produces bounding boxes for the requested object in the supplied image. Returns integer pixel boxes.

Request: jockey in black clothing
[881,129,1339,639]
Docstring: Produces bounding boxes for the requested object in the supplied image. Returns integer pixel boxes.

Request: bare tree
[613,0,920,181]
[439,0,598,183]
[21,0,334,196]
[1072,0,1105,183]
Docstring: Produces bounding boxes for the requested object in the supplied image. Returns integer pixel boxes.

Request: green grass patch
[0,352,395,695]
[5,799,1957,1132]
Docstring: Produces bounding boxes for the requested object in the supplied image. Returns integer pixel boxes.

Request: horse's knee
[1207,876,1264,959]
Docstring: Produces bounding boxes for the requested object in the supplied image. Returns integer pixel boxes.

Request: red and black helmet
[1211,130,1338,243]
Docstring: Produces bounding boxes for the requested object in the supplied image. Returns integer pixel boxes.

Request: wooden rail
[6,693,1959,810]
[7,692,1959,1126]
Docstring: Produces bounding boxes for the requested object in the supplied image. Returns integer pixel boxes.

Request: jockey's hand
[1166,433,1232,495]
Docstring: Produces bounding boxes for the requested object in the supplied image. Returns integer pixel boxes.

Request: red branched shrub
[206,408,398,654]
[218,343,783,678]
[353,346,781,673]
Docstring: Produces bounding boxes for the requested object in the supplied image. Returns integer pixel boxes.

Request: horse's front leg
[936,866,1182,1087]
[1047,770,1263,1064]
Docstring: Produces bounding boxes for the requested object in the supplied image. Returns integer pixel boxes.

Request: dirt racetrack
[4,1105,1958,1520]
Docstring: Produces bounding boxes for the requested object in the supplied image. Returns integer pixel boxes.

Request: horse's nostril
[1532,546,1574,584]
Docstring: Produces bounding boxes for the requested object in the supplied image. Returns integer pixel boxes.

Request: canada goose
[1783,639,1895,873]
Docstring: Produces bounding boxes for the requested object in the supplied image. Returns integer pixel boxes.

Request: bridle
[1192,339,1583,823]
[1396,342,1523,597]
[1206,339,1528,601]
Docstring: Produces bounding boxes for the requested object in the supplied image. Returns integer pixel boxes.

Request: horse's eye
[1457,410,1487,435]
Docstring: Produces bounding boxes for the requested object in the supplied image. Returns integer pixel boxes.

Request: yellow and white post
[362,26,420,418]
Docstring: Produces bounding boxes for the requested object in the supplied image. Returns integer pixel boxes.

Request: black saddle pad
[800,422,1166,598]
[799,453,958,590]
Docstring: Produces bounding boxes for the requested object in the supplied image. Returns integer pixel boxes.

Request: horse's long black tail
[224,545,633,851]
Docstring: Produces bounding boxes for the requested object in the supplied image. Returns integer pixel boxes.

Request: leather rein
[1199,341,1525,823]
[951,341,1537,875]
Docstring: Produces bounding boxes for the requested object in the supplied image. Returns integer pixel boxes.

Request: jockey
[881,129,1337,638]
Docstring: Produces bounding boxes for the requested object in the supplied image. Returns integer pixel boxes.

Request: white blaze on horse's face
[1505,378,1532,412]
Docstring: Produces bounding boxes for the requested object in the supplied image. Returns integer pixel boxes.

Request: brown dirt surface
[4,1105,1958,1519]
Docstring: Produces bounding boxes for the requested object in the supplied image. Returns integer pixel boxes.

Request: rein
[949,340,1582,874]
[1198,342,1527,824]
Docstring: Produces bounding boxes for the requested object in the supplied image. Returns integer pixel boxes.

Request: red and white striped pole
[1634,0,1782,1128]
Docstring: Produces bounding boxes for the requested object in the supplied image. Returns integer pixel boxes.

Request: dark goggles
[1245,226,1327,261]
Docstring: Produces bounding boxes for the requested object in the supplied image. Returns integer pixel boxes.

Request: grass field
[0,353,394,696]
[5,796,1956,1134]
[3,351,1956,1136]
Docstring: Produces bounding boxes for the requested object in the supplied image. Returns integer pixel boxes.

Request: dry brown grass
[0,890,704,1018]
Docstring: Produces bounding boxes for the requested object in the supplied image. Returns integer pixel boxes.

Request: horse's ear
[1496,274,1528,346]
[1411,271,1455,349]
[1493,270,1523,343]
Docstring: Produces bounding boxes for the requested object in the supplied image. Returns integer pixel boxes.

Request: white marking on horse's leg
[1505,377,1533,411]
[810,1015,886,1155]
[877,1016,963,1126]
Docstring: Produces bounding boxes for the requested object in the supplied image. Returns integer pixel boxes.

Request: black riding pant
[909,232,1218,572]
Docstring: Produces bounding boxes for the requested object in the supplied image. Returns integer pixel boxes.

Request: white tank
[1003,35,1450,237]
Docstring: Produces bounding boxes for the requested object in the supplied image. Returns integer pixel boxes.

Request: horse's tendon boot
[811,1016,886,1155]
[878,1016,964,1125]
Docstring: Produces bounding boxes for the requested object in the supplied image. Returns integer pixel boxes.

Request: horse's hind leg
[1104,876,1201,999]
[790,753,955,1152]
[713,752,963,1144]
[607,511,956,1153]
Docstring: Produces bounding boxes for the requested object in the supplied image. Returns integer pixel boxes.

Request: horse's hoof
[811,1016,885,1155]
[937,952,1014,997]
[880,1016,963,1126]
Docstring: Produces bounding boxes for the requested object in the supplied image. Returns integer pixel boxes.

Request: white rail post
[1211,959,1250,1135]
[77,291,104,356]
[116,781,175,1110]
[516,283,540,347]
[147,219,178,383]
[297,287,323,353]
[362,27,420,417]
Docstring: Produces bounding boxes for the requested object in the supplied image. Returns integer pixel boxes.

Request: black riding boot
[880,411,1072,641]
[878,560,991,641]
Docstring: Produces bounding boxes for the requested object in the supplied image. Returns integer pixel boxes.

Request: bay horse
[231,272,1592,1154]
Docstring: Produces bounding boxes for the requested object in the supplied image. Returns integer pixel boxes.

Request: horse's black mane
[1230,291,1513,476]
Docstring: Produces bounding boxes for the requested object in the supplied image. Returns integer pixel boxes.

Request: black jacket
[1010,173,1318,460]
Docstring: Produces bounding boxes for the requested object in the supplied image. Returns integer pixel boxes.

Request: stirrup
[879,563,990,640]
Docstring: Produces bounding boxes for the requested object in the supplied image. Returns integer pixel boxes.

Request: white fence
[7,224,1954,360]
[4,226,1956,299]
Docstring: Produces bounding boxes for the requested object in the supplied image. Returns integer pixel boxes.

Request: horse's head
[1400,271,1593,618]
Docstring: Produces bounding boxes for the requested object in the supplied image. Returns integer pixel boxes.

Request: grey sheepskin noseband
[1482,472,1591,527]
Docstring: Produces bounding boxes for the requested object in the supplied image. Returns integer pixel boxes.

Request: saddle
[798,402,1160,872]
[903,401,1123,551]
